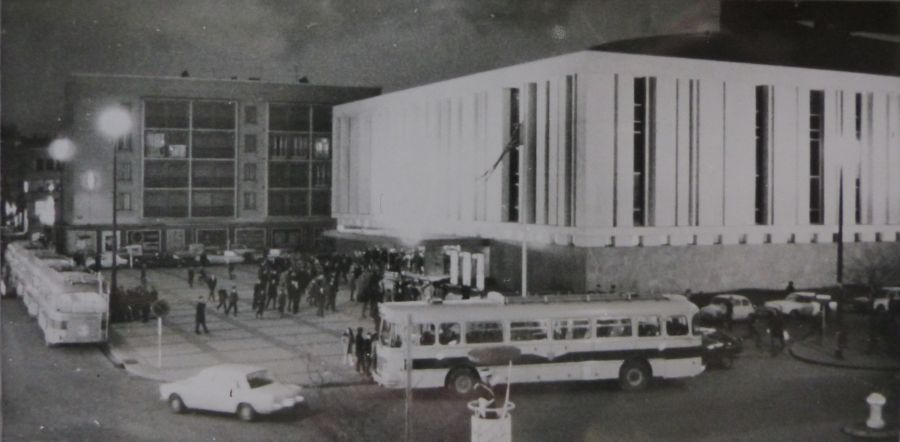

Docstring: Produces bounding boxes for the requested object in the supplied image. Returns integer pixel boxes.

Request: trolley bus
[373,293,704,395]
[3,241,108,345]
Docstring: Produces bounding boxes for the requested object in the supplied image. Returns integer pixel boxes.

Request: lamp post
[98,106,132,300]
[48,138,75,252]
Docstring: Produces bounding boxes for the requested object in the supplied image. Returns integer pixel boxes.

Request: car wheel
[169,394,186,414]
[719,355,734,370]
[619,360,651,391]
[446,367,479,396]
[237,403,256,422]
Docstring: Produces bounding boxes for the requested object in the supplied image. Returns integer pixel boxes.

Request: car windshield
[711,298,729,305]
[246,370,274,389]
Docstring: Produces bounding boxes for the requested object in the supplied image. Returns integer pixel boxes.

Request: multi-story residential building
[330,31,900,293]
[61,73,379,256]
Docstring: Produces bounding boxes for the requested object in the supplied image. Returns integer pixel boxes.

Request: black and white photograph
[1,1,899,441]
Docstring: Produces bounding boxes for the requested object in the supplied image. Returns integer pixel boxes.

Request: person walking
[355,327,367,375]
[724,299,734,331]
[195,296,209,334]
[769,310,785,355]
[216,288,228,311]
[140,263,148,288]
[253,282,264,318]
[228,261,235,280]
[187,267,195,288]
[225,285,239,316]
[342,328,355,367]
[277,284,287,318]
[206,274,218,302]
[328,272,339,312]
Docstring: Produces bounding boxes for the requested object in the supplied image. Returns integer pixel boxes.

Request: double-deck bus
[374,294,704,395]
[4,241,108,345]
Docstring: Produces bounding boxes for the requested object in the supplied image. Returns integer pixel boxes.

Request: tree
[845,244,900,353]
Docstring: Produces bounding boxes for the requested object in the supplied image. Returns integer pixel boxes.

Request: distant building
[61,74,379,256]
[0,129,57,239]
[330,31,900,293]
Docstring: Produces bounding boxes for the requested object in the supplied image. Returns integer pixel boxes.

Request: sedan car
[160,364,304,421]
[699,294,756,321]
[89,251,129,270]
[852,287,900,313]
[696,326,743,369]
[206,249,245,265]
[764,291,836,318]
[228,244,264,264]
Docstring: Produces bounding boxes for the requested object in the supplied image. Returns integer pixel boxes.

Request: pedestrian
[769,310,785,355]
[255,286,266,319]
[187,267,195,288]
[252,282,263,317]
[217,288,228,311]
[355,327,367,375]
[225,285,239,316]
[207,274,218,302]
[349,263,363,302]
[195,296,209,334]
[266,274,278,310]
[724,299,734,331]
[747,310,761,348]
[785,280,795,294]
[228,261,235,280]
[313,275,326,317]
[342,327,355,367]
[140,263,148,288]
[328,272,339,312]
[277,285,287,318]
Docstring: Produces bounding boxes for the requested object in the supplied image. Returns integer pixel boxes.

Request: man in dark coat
[355,327,367,375]
[225,285,239,316]
[195,296,209,334]
[187,267,195,288]
[217,288,228,311]
[206,274,218,302]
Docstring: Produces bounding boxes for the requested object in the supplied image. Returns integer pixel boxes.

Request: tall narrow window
[564,75,576,227]
[854,93,862,141]
[633,77,656,226]
[505,89,521,223]
[809,90,825,225]
[754,86,771,225]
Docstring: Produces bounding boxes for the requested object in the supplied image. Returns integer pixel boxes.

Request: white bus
[4,241,108,345]
[374,294,704,395]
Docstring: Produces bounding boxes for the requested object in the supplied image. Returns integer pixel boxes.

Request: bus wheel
[447,367,479,396]
[619,360,651,391]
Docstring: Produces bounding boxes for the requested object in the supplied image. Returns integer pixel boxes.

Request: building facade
[331,47,900,293]
[61,74,379,255]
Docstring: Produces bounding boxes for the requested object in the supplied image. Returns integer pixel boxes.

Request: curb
[99,343,125,370]
[788,343,900,372]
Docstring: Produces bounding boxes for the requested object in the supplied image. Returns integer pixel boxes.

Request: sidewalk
[103,264,377,387]
[789,317,900,371]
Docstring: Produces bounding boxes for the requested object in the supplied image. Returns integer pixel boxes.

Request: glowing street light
[98,106,132,300]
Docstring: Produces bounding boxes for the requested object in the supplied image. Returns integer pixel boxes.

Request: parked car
[118,245,182,268]
[159,364,304,421]
[699,294,756,321]
[90,251,129,270]
[173,243,206,263]
[228,244,264,264]
[764,292,836,318]
[852,286,900,313]
[207,249,245,265]
[696,326,743,369]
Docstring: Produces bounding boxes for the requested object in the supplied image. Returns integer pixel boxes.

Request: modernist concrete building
[61,74,379,255]
[330,32,900,293]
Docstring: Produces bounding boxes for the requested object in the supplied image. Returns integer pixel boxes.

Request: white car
[764,292,836,318]
[852,287,900,313]
[228,244,264,263]
[91,251,129,269]
[206,250,245,265]
[159,364,304,421]
[699,294,756,321]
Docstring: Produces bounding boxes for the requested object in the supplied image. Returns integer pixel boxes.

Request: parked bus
[3,241,108,345]
[374,293,704,395]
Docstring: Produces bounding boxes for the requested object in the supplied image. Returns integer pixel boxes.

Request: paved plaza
[104,264,375,386]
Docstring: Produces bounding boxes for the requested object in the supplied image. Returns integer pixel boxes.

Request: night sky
[1,0,717,136]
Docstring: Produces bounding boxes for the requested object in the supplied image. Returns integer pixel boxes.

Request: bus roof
[379,295,699,323]
[43,291,106,312]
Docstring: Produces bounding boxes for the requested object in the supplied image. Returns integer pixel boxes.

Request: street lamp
[48,137,75,251]
[98,106,132,300]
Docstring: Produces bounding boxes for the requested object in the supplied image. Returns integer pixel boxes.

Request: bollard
[866,393,886,430]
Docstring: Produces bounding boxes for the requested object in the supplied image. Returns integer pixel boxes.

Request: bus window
[510,320,548,341]
[417,323,436,346]
[465,321,503,344]
[596,318,632,338]
[552,320,569,340]
[439,322,461,345]
[636,316,660,337]
[380,321,402,348]
[665,316,689,336]
[553,319,591,340]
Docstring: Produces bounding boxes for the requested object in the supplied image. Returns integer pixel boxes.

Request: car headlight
[706,342,724,350]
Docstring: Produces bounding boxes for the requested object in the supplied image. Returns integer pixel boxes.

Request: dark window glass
[244,134,257,153]
[144,100,189,129]
[465,321,503,344]
[267,190,308,216]
[144,160,189,188]
[755,85,770,225]
[145,130,189,158]
[312,163,331,187]
[191,190,234,217]
[269,163,308,188]
[243,192,257,210]
[312,106,332,132]
[191,161,235,188]
[311,190,330,216]
[245,105,258,125]
[269,134,308,159]
[243,163,257,182]
[144,190,188,217]
[192,131,235,159]
[269,104,310,131]
[193,101,235,129]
